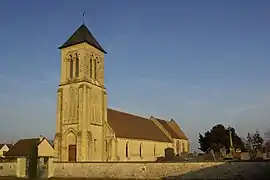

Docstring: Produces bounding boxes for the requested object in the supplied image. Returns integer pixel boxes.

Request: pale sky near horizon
[0,0,270,151]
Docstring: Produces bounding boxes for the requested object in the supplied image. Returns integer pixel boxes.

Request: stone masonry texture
[50,161,270,179]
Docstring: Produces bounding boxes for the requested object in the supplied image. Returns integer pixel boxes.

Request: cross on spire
[82,12,86,24]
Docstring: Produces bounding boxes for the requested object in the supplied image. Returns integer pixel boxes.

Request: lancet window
[139,143,142,157]
[69,55,73,79]
[125,142,129,157]
[75,53,79,77]
[90,55,93,78]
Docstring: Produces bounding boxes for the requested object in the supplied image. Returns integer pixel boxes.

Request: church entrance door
[68,145,77,162]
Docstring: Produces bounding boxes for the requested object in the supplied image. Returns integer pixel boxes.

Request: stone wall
[49,161,270,179]
[50,161,225,179]
[0,162,17,177]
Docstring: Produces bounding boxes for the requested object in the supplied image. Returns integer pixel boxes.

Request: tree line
[198,124,265,154]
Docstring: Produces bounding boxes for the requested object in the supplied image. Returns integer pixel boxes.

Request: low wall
[0,162,17,177]
[50,161,225,179]
[49,161,270,179]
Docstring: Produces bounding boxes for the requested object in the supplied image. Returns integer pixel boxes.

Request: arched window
[75,53,79,77]
[69,55,73,79]
[125,142,129,157]
[90,56,93,78]
[105,140,108,152]
[153,144,156,156]
[139,143,142,157]
[94,139,97,152]
[94,58,97,79]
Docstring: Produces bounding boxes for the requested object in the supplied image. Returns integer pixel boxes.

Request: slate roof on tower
[107,108,172,142]
[59,24,107,53]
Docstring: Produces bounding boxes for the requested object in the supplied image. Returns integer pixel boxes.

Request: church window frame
[94,58,97,80]
[105,140,108,152]
[69,55,73,79]
[75,53,79,77]
[94,139,97,152]
[153,144,156,156]
[139,143,143,158]
[89,55,94,79]
[125,142,129,158]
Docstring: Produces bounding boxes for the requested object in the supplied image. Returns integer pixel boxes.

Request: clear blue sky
[0,0,270,150]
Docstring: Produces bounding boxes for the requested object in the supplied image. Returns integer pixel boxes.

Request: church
[54,24,189,162]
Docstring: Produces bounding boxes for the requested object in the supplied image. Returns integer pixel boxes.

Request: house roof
[154,118,188,140]
[107,108,172,142]
[156,118,180,139]
[59,24,107,53]
[0,144,5,148]
[5,138,40,157]
[0,144,12,149]
[168,120,188,140]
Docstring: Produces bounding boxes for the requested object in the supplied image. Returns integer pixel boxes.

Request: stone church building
[54,24,189,162]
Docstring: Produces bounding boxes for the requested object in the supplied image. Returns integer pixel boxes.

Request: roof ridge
[155,117,169,122]
[151,117,173,141]
[108,108,150,121]
[168,121,188,140]
[19,138,39,141]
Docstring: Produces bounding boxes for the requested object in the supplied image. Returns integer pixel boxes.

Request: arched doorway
[66,130,77,162]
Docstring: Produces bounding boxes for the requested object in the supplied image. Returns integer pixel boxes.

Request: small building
[0,144,13,158]
[5,136,54,163]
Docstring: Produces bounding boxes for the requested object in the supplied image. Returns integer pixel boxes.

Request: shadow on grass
[163,160,270,180]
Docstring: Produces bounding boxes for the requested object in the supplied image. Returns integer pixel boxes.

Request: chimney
[39,135,44,142]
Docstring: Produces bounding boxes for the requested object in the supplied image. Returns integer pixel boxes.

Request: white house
[0,144,13,157]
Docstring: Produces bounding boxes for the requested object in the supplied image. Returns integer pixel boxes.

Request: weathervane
[82,12,86,24]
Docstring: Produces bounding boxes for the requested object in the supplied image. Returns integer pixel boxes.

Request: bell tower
[54,24,108,161]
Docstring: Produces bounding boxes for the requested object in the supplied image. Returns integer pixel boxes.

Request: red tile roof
[168,119,188,140]
[107,108,172,142]
[154,118,188,140]
[156,118,179,139]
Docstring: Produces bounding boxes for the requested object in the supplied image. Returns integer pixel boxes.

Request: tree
[252,130,264,150]
[198,131,211,152]
[245,133,253,152]
[244,131,264,159]
[245,131,264,151]
[198,124,245,153]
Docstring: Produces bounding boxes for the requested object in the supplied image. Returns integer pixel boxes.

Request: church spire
[59,24,107,54]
